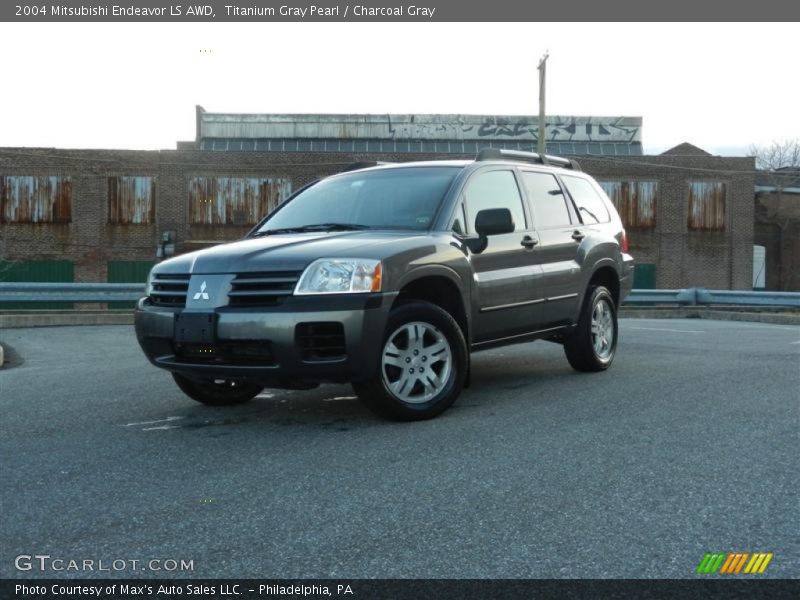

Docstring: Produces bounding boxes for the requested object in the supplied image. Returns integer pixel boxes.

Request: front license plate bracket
[174,312,217,344]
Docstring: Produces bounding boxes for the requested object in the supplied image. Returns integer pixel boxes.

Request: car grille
[228,271,301,307]
[296,322,346,362]
[173,341,275,366]
[150,273,190,307]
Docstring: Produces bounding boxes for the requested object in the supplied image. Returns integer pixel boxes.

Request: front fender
[396,262,473,343]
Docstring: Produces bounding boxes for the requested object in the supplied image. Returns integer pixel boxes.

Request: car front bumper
[134,292,396,386]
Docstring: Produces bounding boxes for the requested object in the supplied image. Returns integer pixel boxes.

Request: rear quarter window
[561,175,611,224]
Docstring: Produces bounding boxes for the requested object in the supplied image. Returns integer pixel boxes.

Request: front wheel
[353,301,468,421]
[564,285,618,372]
[172,373,262,406]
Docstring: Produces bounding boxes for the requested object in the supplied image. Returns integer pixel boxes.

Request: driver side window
[464,170,526,233]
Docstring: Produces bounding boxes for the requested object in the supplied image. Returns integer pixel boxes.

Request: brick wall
[0,147,755,290]
[576,154,755,290]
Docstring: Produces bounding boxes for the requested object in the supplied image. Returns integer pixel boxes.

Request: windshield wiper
[254,223,371,236]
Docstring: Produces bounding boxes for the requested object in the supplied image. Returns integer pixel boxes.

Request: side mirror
[475,208,515,236]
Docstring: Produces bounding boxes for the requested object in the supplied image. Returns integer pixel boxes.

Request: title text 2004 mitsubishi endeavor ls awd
[135,149,634,420]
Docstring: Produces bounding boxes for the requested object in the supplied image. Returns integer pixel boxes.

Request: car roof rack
[475,148,581,171]
[339,161,393,173]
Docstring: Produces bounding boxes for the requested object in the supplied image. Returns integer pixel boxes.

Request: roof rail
[475,148,581,171]
[340,161,392,173]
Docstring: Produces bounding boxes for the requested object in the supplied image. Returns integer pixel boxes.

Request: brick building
[0,110,754,291]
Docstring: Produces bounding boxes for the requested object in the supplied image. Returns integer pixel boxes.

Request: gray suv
[135,149,634,420]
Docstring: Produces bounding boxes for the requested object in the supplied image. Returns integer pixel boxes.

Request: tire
[172,373,262,406]
[353,301,468,421]
[564,285,618,372]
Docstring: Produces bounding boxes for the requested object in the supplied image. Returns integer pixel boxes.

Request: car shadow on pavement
[156,384,381,434]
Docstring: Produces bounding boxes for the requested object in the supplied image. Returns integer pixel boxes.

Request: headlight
[295,259,382,295]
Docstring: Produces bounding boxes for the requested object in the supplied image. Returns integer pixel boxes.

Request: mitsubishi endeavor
[135,149,634,420]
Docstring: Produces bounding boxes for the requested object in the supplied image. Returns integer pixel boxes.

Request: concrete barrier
[619,307,800,326]
[0,307,797,329]
[0,311,134,329]
[0,342,4,368]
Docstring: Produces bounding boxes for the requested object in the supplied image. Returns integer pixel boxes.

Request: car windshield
[255,167,459,234]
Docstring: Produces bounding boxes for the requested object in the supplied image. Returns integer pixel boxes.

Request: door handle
[520,235,538,249]
[571,230,585,242]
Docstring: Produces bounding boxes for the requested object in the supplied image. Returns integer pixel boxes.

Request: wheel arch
[393,267,471,345]
[580,260,622,310]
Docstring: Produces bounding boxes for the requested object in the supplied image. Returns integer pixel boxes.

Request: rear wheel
[172,373,262,406]
[353,301,467,421]
[564,285,618,372]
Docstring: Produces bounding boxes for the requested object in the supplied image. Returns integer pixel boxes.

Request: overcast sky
[1,22,797,155]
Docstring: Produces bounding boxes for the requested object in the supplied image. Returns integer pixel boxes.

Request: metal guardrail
[0,283,798,307]
[625,289,695,305]
[625,288,800,307]
[0,283,145,303]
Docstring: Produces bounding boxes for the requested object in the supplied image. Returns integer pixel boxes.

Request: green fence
[633,263,656,289]
[0,260,75,309]
[107,261,154,309]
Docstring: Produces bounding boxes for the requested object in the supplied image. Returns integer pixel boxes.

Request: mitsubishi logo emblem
[193,280,210,300]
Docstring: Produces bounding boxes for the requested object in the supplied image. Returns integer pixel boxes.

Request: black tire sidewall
[588,287,618,367]
[360,301,468,420]
[565,285,618,372]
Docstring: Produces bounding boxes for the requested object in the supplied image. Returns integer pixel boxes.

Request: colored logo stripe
[697,553,726,574]
[744,553,773,574]
[719,553,748,574]
[697,552,773,574]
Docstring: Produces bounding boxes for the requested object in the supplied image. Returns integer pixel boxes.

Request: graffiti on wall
[385,115,640,143]
[202,114,643,145]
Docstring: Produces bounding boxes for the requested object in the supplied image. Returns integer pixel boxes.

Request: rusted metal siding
[0,176,71,223]
[188,177,292,225]
[688,181,726,231]
[108,176,156,224]
[598,180,657,229]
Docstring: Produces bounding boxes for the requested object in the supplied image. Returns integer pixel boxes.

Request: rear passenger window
[464,170,526,233]
[562,175,611,224]
[522,171,572,229]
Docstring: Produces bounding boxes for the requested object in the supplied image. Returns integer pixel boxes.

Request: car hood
[154,230,430,274]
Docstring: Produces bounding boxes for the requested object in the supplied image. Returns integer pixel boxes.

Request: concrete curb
[0,312,134,329]
[0,308,798,329]
[620,308,800,326]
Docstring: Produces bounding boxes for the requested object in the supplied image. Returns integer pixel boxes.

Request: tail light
[621,230,629,253]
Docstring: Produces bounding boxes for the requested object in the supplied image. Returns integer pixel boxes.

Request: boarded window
[688,181,725,231]
[108,176,156,224]
[188,177,293,225]
[0,176,71,223]
[598,180,657,229]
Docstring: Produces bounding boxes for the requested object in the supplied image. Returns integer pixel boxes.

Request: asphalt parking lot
[0,319,798,579]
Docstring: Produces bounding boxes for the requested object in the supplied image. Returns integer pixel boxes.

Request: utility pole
[537,52,549,156]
